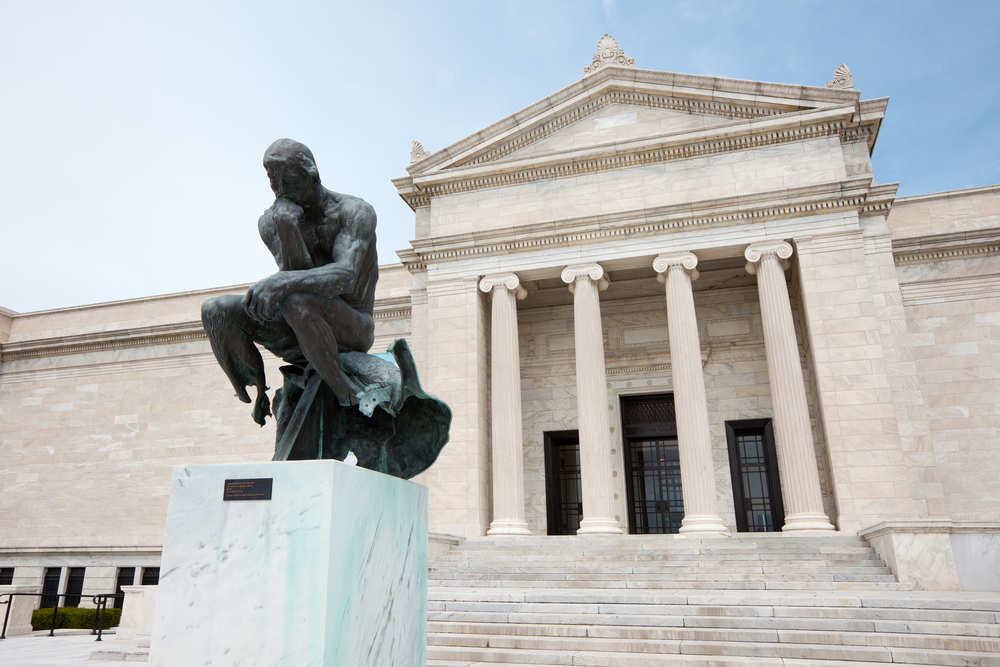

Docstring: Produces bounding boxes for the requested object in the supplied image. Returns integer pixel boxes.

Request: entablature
[893,228,1000,266]
[397,177,891,272]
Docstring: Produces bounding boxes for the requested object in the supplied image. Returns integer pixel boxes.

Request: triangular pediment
[394,67,884,211]
[405,67,861,178]
[499,101,763,163]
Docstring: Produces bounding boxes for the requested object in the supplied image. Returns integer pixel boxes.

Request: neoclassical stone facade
[2,51,1000,604]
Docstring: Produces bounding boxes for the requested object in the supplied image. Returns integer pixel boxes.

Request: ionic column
[745,241,835,532]
[561,264,622,534]
[653,253,728,535]
[479,273,531,536]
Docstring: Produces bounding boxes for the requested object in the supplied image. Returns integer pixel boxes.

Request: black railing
[0,591,115,641]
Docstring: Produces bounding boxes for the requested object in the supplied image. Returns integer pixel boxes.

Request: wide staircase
[426,534,1000,666]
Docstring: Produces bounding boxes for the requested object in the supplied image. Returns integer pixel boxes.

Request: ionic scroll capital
[479,273,527,300]
[561,263,609,294]
[653,252,699,283]
[744,241,793,275]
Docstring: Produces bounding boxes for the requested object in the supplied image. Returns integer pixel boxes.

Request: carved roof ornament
[583,34,636,76]
[825,63,854,90]
[410,141,430,162]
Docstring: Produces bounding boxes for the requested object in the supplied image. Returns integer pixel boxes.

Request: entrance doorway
[543,430,582,535]
[620,394,684,534]
[725,419,785,532]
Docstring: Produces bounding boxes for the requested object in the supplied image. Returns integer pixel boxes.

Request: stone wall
[888,186,1000,524]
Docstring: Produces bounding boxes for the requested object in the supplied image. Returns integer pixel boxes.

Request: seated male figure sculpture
[202,139,377,425]
[202,139,449,478]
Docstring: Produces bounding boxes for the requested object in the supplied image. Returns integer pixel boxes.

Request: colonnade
[479,241,834,536]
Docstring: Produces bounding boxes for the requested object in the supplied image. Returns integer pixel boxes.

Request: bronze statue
[201,139,449,478]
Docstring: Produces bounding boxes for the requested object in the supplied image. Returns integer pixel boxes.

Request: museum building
[1,36,999,615]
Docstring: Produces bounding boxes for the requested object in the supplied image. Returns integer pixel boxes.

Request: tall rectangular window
[141,567,160,586]
[41,568,62,608]
[544,431,582,535]
[0,568,13,585]
[64,567,86,608]
[114,567,136,610]
[725,419,785,532]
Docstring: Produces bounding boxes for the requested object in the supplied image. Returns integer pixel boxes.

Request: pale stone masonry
[2,52,999,598]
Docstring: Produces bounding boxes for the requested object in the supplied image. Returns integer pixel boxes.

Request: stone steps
[425,535,1000,665]
[429,579,910,590]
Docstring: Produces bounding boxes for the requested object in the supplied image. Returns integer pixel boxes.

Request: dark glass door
[726,419,785,532]
[620,394,683,534]
[544,430,582,535]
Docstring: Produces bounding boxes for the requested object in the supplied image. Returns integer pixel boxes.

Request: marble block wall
[794,229,918,532]
[148,460,428,667]
[416,277,491,537]
[896,254,1000,524]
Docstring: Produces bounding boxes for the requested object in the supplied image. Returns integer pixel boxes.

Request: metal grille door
[64,567,85,608]
[544,431,583,535]
[725,419,785,532]
[627,437,684,534]
[621,394,682,534]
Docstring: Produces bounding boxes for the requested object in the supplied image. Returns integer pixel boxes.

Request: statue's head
[263,139,321,204]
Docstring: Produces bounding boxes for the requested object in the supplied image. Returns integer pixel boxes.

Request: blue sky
[2,0,998,312]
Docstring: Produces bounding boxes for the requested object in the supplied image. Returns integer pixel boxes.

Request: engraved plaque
[223,478,273,501]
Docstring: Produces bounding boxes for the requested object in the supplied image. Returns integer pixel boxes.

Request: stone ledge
[858,520,955,540]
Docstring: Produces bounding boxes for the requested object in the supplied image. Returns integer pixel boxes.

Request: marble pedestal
[116,585,157,643]
[148,460,428,667]
[0,585,41,637]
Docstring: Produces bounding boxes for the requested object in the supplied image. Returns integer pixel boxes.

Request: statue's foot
[252,387,271,426]
[235,386,252,404]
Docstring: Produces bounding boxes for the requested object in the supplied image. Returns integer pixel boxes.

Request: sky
[1,0,998,313]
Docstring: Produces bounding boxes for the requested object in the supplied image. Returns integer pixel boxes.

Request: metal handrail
[0,591,116,641]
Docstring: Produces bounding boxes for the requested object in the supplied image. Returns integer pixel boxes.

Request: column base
[782,512,836,532]
[679,515,730,535]
[577,518,623,535]
[487,520,532,536]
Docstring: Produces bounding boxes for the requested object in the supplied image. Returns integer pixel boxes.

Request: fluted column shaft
[654,253,728,534]
[562,264,622,534]
[745,242,834,532]
[479,274,531,536]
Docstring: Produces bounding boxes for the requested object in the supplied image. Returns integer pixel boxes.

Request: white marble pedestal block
[116,585,157,643]
[0,585,41,637]
[148,460,428,667]
[860,521,960,591]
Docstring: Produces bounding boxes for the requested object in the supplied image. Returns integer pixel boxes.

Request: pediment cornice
[405,66,862,180]
[394,105,879,210]
[397,177,892,271]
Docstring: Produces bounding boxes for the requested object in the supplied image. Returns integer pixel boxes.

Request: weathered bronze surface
[201,139,450,478]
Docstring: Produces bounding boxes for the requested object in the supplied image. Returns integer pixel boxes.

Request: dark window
[0,568,13,585]
[114,568,136,609]
[64,567,85,607]
[41,568,62,608]
[726,419,785,532]
[544,431,582,535]
[141,567,160,586]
